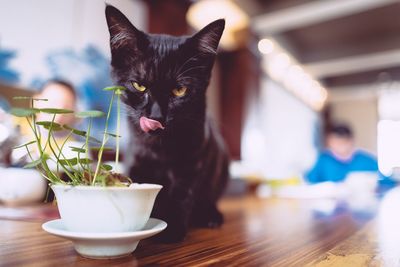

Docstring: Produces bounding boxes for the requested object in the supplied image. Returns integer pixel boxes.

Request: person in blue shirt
[306,124,380,184]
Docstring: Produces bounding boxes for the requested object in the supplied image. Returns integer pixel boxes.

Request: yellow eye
[132,82,146,92]
[172,87,187,97]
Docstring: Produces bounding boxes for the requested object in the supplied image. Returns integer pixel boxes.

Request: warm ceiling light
[259,36,328,111]
[266,52,291,81]
[187,0,249,50]
[258,39,274,54]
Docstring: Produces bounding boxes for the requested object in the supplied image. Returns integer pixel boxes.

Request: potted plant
[10,86,165,259]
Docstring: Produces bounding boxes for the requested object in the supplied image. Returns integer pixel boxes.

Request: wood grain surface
[1,189,398,267]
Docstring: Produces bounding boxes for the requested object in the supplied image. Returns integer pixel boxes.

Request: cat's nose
[149,102,163,122]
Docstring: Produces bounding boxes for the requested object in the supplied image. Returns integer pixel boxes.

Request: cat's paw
[192,207,224,228]
[205,208,224,228]
[153,226,187,243]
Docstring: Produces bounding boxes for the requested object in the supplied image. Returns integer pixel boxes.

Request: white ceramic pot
[0,167,47,205]
[51,183,162,233]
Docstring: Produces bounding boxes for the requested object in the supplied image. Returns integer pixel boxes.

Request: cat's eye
[131,81,146,92]
[172,87,187,97]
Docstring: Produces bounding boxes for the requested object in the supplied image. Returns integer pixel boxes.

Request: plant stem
[115,91,121,172]
[46,114,78,183]
[27,100,58,182]
[25,145,54,183]
[76,150,86,182]
[92,91,115,185]
[50,132,81,182]
[47,137,78,184]
[54,130,73,174]
[85,118,92,181]
[31,98,41,141]
[26,117,58,182]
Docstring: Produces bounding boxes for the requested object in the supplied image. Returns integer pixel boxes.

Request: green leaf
[42,153,50,160]
[10,108,40,117]
[12,96,31,100]
[59,158,78,166]
[78,158,93,164]
[103,86,126,91]
[36,121,63,131]
[75,110,106,118]
[91,146,113,151]
[63,125,87,137]
[40,108,74,114]
[13,140,36,149]
[23,159,42,169]
[69,146,86,153]
[88,136,102,144]
[12,96,48,101]
[104,132,121,138]
[100,164,113,171]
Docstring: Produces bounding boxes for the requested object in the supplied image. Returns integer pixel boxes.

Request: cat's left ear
[105,5,147,65]
[189,19,225,56]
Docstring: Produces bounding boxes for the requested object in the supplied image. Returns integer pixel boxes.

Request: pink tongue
[139,116,165,133]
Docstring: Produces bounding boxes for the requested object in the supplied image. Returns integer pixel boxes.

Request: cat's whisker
[120,102,139,114]
[176,66,207,79]
[175,53,203,74]
[118,104,138,119]
[117,106,131,115]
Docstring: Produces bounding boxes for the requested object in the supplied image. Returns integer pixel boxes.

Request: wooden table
[1,188,399,267]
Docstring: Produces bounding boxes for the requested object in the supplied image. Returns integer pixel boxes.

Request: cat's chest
[129,128,208,183]
[131,146,202,184]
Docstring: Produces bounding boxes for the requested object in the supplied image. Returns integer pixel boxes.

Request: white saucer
[42,218,167,259]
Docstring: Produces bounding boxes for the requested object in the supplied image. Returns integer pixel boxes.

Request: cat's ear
[189,19,225,55]
[105,5,147,63]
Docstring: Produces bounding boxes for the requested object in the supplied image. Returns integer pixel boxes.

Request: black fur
[105,5,229,242]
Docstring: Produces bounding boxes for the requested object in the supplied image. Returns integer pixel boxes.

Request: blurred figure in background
[34,80,77,126]
[15,79,78,140]
[11,79,80,166]
[306,123,379,184]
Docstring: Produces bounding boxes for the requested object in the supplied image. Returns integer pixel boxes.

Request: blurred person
[11,79,81,166]
[34,79,77,126]
[306,123,379,184]
[14,79,78,139]
[31,79,81,147]
[12,80,83,201]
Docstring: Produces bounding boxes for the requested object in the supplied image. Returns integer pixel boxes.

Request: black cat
[105,5,229,242]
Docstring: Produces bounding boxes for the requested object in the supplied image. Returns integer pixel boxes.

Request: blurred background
[0,0,400,203]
